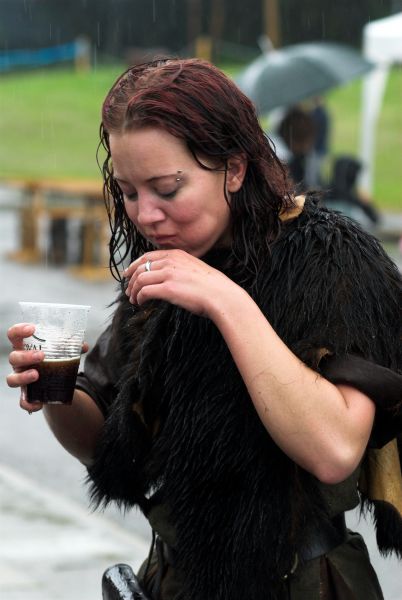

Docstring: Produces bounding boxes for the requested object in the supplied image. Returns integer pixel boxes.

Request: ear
[226,155,247,193]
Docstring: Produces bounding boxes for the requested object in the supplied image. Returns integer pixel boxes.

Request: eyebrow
[114,173,182,185]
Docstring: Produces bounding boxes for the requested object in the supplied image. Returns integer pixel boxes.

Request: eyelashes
[124,191,138,201]
[124,188,178,202]
[159,189,178,199]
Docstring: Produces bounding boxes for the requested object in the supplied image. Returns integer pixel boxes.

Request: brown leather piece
[359,439,402,517]
[279,195,306,222]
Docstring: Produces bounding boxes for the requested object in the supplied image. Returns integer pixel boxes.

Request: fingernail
[32,351,43,360]
[23,325,34,335]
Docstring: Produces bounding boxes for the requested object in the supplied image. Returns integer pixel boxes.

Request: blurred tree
[0,0,395,62]
[187,0,203,51]
[210,0,225,61]
[279,0,394,47]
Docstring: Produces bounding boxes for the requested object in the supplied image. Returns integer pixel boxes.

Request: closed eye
[124,189,177,201]
[158,189,177,199]
[124,191,138,201]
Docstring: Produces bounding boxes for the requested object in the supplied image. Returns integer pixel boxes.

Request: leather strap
[161,513,347,577]
[298,512,348,562]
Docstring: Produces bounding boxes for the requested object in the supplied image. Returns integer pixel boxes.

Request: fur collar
[88,198,402,599]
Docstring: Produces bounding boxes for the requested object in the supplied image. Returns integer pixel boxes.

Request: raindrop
[321,13,326,38]
[40,111,46,140]
[93,46,98,71]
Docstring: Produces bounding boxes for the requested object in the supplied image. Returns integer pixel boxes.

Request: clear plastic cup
[19,302,91,405]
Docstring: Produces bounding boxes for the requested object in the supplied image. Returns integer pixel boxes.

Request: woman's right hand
[6,323,45,413]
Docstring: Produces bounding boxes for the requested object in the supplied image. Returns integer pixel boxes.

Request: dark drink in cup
[19,302,90,405]
[27,356,81,404]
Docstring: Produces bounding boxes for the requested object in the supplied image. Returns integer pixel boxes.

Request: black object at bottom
[102,564,151,600]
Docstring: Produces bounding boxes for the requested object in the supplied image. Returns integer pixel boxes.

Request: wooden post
[195,36,212,61]
[209,0,225,62]
[262,0,281,49]
[7,181,43,264]
[74,36,91,73]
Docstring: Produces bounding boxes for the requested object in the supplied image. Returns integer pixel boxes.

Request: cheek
[169,203,201,224]
[124,201,138,223]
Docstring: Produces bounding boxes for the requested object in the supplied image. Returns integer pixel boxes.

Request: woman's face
[110,127,234,258]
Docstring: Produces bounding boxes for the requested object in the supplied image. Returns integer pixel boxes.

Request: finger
[82,342,89,354]
[20,386,43,413]
[9,349,44,369]
[7,323,36,349]
[125,258,165,297]
[7,367,39,389]
[136,282,178,306]
[123,250,172,278]
[127,270,167,304]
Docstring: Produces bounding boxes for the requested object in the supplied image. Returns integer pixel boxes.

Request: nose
[135,196,165,227]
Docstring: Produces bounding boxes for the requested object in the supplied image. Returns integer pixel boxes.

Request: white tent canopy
[359,12,402,193]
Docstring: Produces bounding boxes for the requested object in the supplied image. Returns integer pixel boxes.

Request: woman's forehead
[110,127,188,157]
[109,129,195,184]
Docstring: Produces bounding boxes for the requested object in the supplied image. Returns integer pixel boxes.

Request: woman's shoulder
[281,191,366,231]
[279,192,396,272]
[270,191,401,322]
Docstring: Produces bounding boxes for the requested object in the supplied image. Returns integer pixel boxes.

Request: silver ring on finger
[145,259,152,272]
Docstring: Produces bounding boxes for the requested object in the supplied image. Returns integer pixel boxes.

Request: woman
[7,58,402,600]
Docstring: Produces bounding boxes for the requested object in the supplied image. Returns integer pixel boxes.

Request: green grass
[0,63,400,209]
[0,66,124,180]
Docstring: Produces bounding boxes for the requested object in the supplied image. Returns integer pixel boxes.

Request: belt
[298,512,348,562]
[282,512,348,580]
[160,513,348,580]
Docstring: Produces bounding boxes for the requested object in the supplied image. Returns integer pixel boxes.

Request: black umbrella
[235,42,373,114]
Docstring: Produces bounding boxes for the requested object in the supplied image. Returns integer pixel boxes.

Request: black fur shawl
[87,198,402,600]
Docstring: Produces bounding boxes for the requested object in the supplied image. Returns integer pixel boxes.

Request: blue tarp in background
[0,40,87,72]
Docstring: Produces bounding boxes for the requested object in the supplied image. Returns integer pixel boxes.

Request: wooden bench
[3,178,111,281]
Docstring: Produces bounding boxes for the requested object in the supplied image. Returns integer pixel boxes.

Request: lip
[152,235,175,244]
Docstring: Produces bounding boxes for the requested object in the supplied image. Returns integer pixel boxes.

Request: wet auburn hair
[99,57,292,285]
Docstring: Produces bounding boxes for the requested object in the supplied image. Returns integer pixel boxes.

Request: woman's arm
[42,390,105,466]
[208,284,375,484]
[124,249,376,484]
[7,323,105,466]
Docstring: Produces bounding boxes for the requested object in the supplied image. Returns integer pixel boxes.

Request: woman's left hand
[123,249,237,317]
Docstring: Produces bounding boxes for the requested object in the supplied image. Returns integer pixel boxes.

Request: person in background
[307,95,331,188]
[6,58,402,600]
[325,155,381,227]
[277,106,317,190]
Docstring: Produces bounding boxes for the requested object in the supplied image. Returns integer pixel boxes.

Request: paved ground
[0,196,150,600]
[0,188,401,599]
[0,463,148,600]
